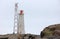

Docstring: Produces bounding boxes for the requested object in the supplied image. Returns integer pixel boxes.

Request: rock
[40,24,60,38]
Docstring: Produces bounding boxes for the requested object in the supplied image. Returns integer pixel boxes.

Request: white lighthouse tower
[17,10,25,34]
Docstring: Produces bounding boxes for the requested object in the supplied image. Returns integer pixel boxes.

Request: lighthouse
[17,10,25,34]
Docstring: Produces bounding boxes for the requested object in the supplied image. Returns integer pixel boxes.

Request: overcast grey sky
[0,0,60,35]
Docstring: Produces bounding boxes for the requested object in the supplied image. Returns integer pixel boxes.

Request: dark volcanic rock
[40,24,60,38]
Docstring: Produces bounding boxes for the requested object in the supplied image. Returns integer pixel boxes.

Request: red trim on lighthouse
[20,10,23,15]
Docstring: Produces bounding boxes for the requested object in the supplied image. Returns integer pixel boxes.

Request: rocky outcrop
[0,34,40,39]
[40,24,60,38]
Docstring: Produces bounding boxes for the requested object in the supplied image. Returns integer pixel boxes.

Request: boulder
[40,24,60,38]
